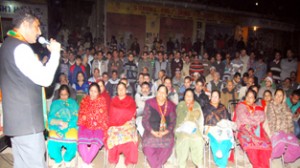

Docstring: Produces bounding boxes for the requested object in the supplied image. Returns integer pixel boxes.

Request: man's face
[184,79,191,88]
[203,53,209,59]
[119,52,124,58]
[142,53,148,60]
[22,19,41,44]
[195,81,203,92]
[112,72,118,80]
[113,51,118,59]
[184,56,190,63]
[234,76,240,83]
[158,53,163,60]
[69,53,75,61]
[144,76,150,83]
[248,78,254,86]
[59,75,68,85]
[248,70,254,76]
[250,52,256,59]
[164,79,172,90]
[216,54,222,61]
[175,53,180,59]
[141,84,150,95]
[75,58,82,65]
[275,53,281,60]
[291,95,300,104]
[241,50,246,56]
[128,55,134,61]
[94,70,100,77]
[102,75,108,82]
[98,53,103,60]
[287,50,293,59]
[175,72,181,78]
[213,73,220,81]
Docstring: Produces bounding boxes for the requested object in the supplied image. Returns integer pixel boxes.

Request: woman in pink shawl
[266,89,300,163]
[235,89,272,168]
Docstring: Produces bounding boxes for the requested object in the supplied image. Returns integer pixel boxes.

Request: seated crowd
[45,39,300,168]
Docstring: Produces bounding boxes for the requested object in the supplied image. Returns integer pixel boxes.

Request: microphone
[38,36,64,51]
[38,36,50,45]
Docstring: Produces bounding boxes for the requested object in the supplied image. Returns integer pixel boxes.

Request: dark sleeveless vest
[210,81,223,91]
[0,37,44,136]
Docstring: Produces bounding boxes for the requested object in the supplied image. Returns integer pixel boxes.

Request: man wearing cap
[257,77,276,99]
[205,66,216,84]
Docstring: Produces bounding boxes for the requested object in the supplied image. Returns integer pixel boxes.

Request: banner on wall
[0,1,48,38]
[107,1,236,24]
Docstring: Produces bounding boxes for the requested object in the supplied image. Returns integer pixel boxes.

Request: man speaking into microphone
[0,9,61,168]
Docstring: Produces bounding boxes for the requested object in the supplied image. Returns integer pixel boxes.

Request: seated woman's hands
[59,121,69,130]
[151,129,169,138]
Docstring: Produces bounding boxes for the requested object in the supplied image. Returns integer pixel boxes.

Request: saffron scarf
[7,29,28,43]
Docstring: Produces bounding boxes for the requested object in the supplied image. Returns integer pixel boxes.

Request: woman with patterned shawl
[266,89,300,163]
[48,85,79,168]
[175,88,204,168]
[107,82,138,167]
[203,90,233,168]
[142,85,176,168]
[235,89,272,168]
[77,83,108,167]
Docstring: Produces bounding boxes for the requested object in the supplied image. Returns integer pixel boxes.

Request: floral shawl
[235,101,271,150]
[78,95,108,131]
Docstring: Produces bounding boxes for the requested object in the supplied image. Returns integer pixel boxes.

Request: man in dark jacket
[194,79,209,108]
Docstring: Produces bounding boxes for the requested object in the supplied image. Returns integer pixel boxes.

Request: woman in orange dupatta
[235,89,272,168]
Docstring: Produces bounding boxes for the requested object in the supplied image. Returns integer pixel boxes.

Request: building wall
[106,13,146,49]
[0,1,48,39]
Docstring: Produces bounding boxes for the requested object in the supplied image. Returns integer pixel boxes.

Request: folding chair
[227,99,240,119]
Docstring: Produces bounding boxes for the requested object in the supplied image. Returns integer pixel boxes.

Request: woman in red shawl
[77,83,108,167]
[235,89,272,168]
[107,82,138,167]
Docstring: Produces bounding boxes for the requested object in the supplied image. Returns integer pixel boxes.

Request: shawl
[203,103,230,126]
[266,101,294,136]
[235,101,265,129]
[142,98,176,148]
[48,98,79,140]
[78,95,108,131]
[175,101,204,139]
[147,97,174,117]
[235,101,272,151]
[109,96,136,126]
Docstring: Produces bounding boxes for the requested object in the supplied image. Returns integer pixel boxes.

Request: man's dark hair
[141,82,150,88]
[102,72,108,76]
[184,76,192,81]
[234,72,241,78]
[291,89,300,97]
[143,73,150,78]
[13,8,38,28]
[95,51,103,56]
[248,68,254,73]
[112,70,118,75]
[243,72,249,78]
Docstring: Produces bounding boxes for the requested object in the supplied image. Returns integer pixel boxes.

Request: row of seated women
[47,80,300,168]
